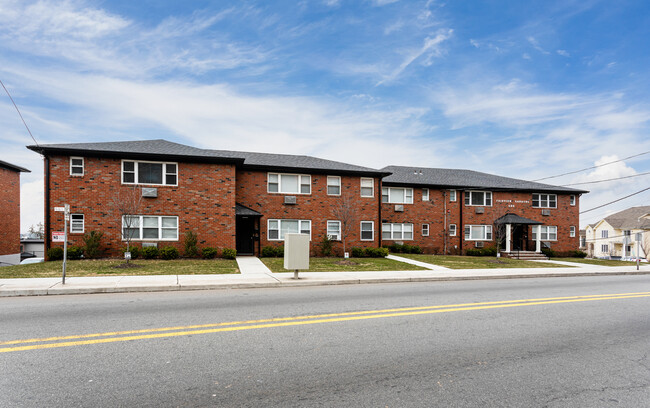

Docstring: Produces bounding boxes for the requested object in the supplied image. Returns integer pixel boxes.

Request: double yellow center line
[2,291,649,353]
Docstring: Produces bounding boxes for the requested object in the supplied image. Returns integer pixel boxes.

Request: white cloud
[556,49,570,57]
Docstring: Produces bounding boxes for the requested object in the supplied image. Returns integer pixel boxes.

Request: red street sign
[52,232,65,242]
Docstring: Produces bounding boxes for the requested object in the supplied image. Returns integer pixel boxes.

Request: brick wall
[46,155,237,257]
[236,170,381,255]
[0,167,20,256]
[382,187,581,254]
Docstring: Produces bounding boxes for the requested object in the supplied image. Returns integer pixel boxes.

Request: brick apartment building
[28,139,586,258]
[0,160,30,266]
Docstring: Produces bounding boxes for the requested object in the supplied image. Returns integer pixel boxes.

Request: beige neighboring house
[585,206,650,259]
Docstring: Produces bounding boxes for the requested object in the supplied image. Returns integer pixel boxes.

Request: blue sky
[1,0,649,231]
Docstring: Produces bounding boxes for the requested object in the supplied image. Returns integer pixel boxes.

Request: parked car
[19,257,44,265]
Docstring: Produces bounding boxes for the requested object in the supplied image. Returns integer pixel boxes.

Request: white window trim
[449,190,457,202]
[464,225,493,241]
[422,188,429,201]
[465,191,493,206]
[601,230,609,238]
[122,215,179,241]
[360,178,374,197]
[449,224,457,236]
[382,223,414,241]
[70,157,84,177]
[601,244,609,253]
[532,225,558,241]
[267,173,311,195]
[570,195,576,206]
[532,193,557,209]
[382,187,414,204]
[267,219,312,241]
[70,214,84,234]
[570,226,576,237]
[360,221,374,241]
[121,160,178,187]
[422,224,429,237]
[327,220,341,241]
[326,176,341,196]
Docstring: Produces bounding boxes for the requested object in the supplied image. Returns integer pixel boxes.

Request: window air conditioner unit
[284,196,297,205]
[394,204,404,212]
[142,187,158,198]
[475,207,485,214]
[475,241,484,248]
[541,209,551,216]
[327,234,339,241]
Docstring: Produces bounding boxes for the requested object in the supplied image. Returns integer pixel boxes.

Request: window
[422,224,429,236]
[570,195,576,206]
[122,215,178,240]
[267,219,311,241]
[360,178,374,197]
[382,223,413,240]
[382,187,413,204]
[532,193,557,208]
[532,226,558,241]
[601,230,608,239]
[327,220,341,240]
[464,225,493,240]
[360,221,374,241]
[449,190,457,202]
[570,226,576,237]
[601,244,609,253]
[422,188,429,201]
[122,160,178,186]
[464,191,492,206]
[449,224,457,236]
[70,214,84,233]
[70,157,84,176]
[580,236,586,247]
[268,173,311,194]
[327,176,341,196]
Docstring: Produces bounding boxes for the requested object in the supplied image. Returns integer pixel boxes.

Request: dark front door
[236,216,256,255]
[512,225,524,251]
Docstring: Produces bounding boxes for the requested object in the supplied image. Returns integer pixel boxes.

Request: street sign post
[57,204,70,284]
[636,233,642,271]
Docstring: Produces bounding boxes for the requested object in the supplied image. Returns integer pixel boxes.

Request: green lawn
[553,258,641,267]
[260,257,427,272]
[395,254,574,269]
[0,259,239,279]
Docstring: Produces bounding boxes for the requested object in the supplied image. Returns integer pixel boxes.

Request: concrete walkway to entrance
[387,254,450,270]
[236,256,274,274]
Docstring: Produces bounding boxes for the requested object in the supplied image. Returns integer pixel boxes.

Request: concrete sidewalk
[2,261,649,297]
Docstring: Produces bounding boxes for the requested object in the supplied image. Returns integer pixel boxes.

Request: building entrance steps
[236,256,274,274]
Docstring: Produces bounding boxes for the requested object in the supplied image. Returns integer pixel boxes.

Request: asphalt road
[2,276,650,407]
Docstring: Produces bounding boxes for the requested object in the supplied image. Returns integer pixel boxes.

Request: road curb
[2,270,650,297]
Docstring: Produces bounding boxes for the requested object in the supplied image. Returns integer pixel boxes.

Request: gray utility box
[284,234,310,278]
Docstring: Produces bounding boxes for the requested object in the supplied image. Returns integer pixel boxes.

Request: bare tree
[493,222,507,257]
[332,193,356,257]
[110,186,142,263]
[639,231,650,259]
[28,222,44,239]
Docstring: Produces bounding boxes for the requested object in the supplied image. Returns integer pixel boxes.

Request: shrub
[142,246,159,259]
[541,248,556,258]
[365,247,389,258]
[222,248,237,260]
[387,243,402,253]
[183,231,199,258]
[569,250,587,258]
[262,245,284,258]
[465,248,482,256]
[47,247,64,261]
[351,247,365,257]
[401,244,413,254]
[201,247,219,259]
[122,246,140,259]
[409,245,423,254]
[320,235,333,257]
[160,246,179,260]
[82,231,103,259]
[481,247,497,256]
[66,246,84,260]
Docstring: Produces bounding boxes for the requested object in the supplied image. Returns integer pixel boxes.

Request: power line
[532,150,650,182]
[561,171,650,186]
[0,78,38,146]
[580,186,650,214]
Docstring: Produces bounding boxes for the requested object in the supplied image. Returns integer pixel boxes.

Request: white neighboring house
[585,206,650,260]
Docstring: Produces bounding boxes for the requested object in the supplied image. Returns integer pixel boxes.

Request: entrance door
[512,225,524,251]
[236,216,256,255]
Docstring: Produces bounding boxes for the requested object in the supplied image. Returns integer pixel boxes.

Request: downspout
[443,191,447,255]
[459,190,464,253]
[44,155,50,260]
[378,177,382,248]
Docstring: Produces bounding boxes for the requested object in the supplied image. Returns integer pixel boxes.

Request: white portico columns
[536,226,542,252]
[505,224,511,253]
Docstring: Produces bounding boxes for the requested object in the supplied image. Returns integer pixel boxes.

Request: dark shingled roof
[602,206,650,230]
[0,159,30,173]
[381,166,588,194]
[27,139,244,164]
[494,213,542,225]
[208,149,386,175]
[235,203,262,217]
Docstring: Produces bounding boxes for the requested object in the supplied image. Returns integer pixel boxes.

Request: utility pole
[62,204,69,284]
